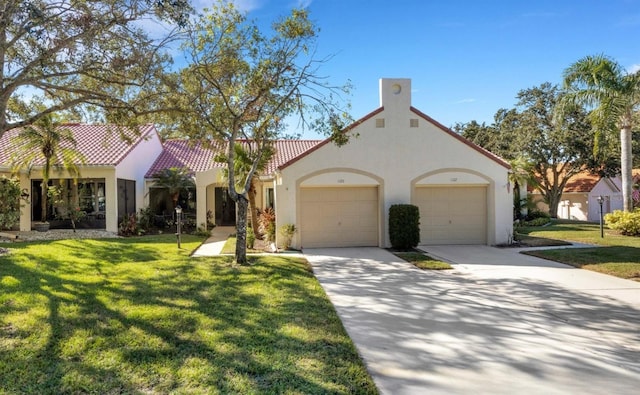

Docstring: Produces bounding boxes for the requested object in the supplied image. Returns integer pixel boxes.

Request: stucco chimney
[379,78,411,111]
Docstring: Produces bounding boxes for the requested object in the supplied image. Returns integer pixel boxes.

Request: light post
[597,196,604,238]
[175,205,182,248]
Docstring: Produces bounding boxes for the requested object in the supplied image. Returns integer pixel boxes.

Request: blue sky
[197,0,640,139]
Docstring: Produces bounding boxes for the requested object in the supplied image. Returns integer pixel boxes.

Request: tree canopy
[0,0,190,138]
[455,83,595,217]
[562,54,640,211]
[166,2,352,264]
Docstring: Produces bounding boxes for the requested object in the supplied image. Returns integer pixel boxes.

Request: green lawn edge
[393,251,453,270]
[0,235,378,394]
[518,221,640,282]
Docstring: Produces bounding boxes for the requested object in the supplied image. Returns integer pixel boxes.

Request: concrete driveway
[304,246,640,395]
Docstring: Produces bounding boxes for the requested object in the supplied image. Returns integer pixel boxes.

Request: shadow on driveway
[305,247,640,395]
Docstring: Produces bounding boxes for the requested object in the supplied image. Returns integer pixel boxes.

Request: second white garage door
[414,186,487,245]
[300,187,379,248]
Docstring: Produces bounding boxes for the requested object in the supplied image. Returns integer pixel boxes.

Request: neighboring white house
[530,170,640,222]
[0,124,164,232]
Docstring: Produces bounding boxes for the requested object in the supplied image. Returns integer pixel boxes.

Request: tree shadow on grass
[0,248,376,394]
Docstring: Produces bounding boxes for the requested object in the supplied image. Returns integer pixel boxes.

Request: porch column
[105,176,118,233]
[19,174,31,231]
[196,184,207,230]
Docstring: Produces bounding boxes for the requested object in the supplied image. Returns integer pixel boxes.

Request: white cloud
[295,0,313,8]
[629,64,640,74]
[456,98,476,104]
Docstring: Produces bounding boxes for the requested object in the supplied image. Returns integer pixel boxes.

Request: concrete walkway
[190,226,235,257]
[304,246,640,395]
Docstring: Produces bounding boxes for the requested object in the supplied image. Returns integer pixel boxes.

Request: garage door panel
[415,186,487,245]
[300,187,379,248]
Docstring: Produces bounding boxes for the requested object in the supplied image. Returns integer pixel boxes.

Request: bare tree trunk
[235,195,249,265]
[621,126,633,212]
[547,189,561,219]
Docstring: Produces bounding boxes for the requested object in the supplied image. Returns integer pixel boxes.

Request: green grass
[393,252,452,270]
[0,235,378,394]
[518,220,640,247]
[518,221,640,281]
[220,236,265,254]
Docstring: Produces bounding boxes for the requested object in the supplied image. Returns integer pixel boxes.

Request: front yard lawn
[518,221,640,281]
[0,235,377,394]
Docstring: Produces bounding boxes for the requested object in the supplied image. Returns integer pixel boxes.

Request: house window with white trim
[266,188,275,209]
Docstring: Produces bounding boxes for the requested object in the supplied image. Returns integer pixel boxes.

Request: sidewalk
[190,226,235,257]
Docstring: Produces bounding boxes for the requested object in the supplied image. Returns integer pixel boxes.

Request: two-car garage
[297,184,488,248]
[274,78,512,249]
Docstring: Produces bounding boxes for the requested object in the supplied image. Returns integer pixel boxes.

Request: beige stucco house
[273,78,512,248]
[2,79,513,247]
[145,79,512,248]
[0,124,164,232]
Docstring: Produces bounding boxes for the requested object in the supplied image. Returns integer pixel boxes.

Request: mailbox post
[175,205,182,248]
[597,196,604,238]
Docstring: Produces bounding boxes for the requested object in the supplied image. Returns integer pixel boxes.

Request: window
[78,179,106,216]
[266,188,275,209]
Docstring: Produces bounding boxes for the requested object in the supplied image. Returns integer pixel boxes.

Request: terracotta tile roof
[562,170,603,193]
[531,168,640,194]
[0,123,157,168]
[145,139,322,178]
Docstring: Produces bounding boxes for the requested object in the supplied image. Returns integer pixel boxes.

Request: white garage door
[414,186,487,245]
[300,187,379,248]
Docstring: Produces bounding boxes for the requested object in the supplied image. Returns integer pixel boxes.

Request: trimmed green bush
[522,217,551,227]
[0,176,22,230]
[605,209,640,236]
[389,204,420,250]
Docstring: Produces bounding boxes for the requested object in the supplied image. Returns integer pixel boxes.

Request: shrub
[522,217,551,227]
[137,207,155,232]
[605,209,640,236]
[258,207,276,243]
[118,213,143,236]
[193,223,212,238]
[246,226,255,249]
[389,204,420,250]
[279,223,296,249]
[525,210,550,221]
[0,176,23,230]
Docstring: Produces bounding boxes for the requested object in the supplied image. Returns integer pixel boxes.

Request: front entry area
[414,186,487,245]
[299,186,379,248]
[214,187,236,226]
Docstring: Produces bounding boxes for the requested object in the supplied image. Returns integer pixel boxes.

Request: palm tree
[10,114,83,226]
[509,156,536,220]
[562,54,640,211]
[215,143,274,239]
[151,167,195,210]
